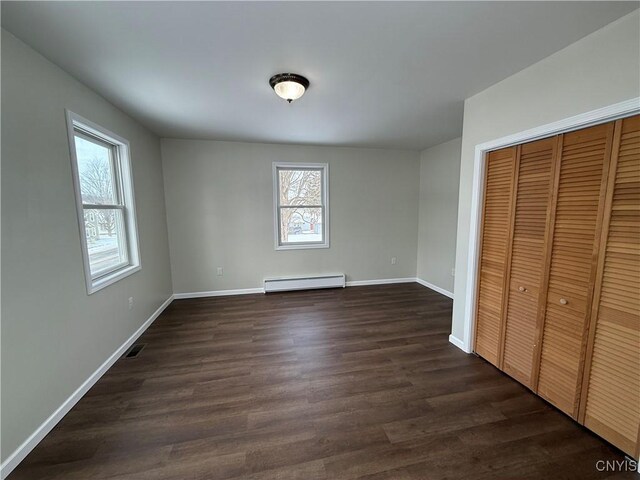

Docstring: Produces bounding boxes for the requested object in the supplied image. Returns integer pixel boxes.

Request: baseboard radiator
[263,274,346,293]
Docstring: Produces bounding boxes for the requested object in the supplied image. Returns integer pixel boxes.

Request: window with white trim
[274,163,329,250]
[66,111,141,293]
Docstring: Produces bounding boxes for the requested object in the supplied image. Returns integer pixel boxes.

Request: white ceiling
[2,2,636,150]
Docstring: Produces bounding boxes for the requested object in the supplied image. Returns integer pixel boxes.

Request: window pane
[280,207,323,244]
[279,169,322,206]
[84,208,128,277]
[74,133,118,205]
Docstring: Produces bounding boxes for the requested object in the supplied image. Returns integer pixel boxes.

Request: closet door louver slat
[474,147,517,366]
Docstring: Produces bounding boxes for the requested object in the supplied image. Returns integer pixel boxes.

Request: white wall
[1,30,173,463]
[5,7,638,471]
[417,138,461,295]
[451,11,640,344]
[161,139,420,293]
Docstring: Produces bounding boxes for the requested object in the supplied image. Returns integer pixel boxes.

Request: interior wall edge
[448,334,469,353]
[415,277,454,299]
[416,137,462,294]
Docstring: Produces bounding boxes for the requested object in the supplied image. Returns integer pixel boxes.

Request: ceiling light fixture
[269,73,309,103]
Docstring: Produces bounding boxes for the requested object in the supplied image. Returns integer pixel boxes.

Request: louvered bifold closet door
[536,123,615,418]
[474,147,517,366]
[501,138,557,388]
[579,115,640,457]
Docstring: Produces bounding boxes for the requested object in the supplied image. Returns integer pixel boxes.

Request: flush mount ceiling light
[269,73,309,103]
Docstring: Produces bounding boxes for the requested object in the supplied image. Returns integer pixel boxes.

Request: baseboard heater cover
[264,274,346,293]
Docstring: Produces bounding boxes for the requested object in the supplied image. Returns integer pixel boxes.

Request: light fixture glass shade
[274,81,306,102]
[269,73,309,103]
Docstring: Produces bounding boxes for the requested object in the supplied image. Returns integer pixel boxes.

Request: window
[273,163,329,250]
[66,111,140,293]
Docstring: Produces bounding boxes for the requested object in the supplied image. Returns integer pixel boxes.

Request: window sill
[87,264,141,294]
[276,243,330,251]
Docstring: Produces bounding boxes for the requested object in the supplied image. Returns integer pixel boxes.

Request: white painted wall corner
[415,278,454,299]
[448,334,471,353]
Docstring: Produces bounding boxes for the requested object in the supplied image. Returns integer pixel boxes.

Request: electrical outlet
[128,297,134,310]
[451,268,456,277]
[216,267,224,276]
[391,257,397,265]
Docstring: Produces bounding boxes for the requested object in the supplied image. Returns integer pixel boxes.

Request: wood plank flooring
[9,284,637,479]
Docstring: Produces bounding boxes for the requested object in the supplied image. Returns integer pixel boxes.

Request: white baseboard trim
[346,277,416,287]
[0,294,174,480]
[174,279,420,298]
[449,334,470,353]
[415,278,454,299]
[173,288,264,299]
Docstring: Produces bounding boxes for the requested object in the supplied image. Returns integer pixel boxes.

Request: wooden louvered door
[578,115,640,457]
[535,123,615,418]
[501,138,557,388]
[474,147,517,366]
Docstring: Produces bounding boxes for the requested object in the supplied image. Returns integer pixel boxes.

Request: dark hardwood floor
[9,284,637,479]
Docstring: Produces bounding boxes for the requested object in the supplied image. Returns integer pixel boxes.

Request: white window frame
[66,110,141,294]
[273,162,330,250]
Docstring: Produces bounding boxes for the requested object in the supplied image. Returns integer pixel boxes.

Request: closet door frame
[465,98,639,355]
